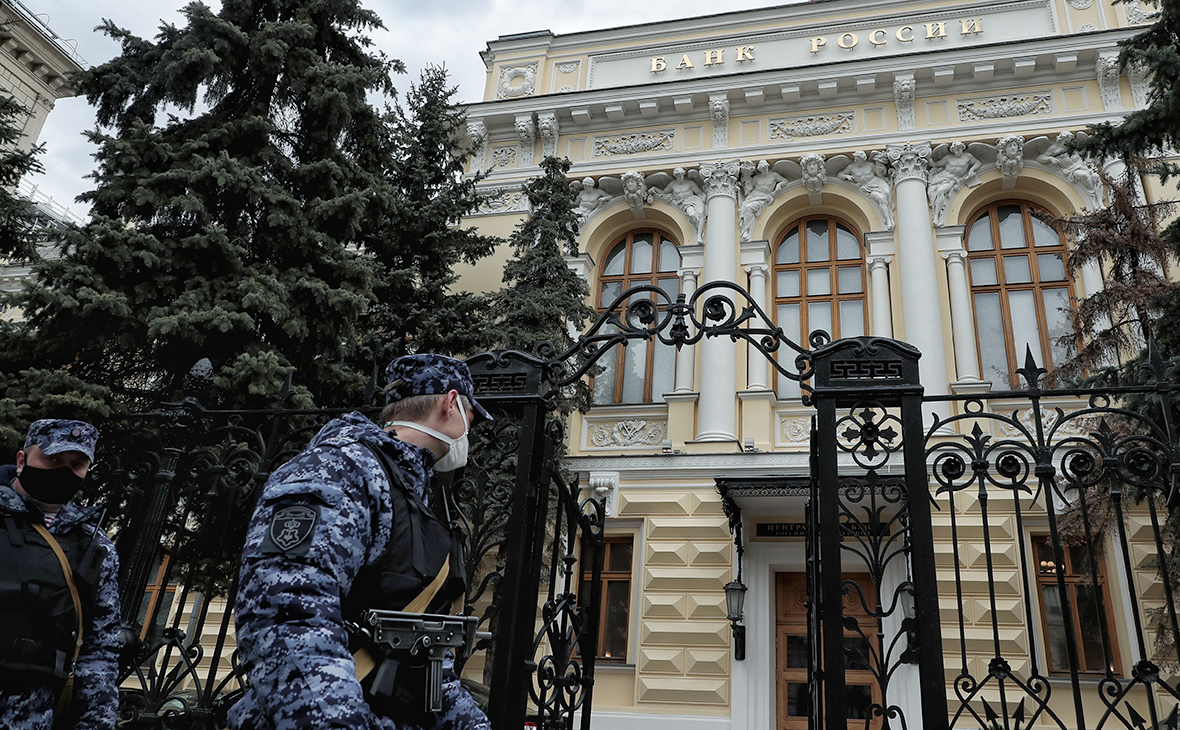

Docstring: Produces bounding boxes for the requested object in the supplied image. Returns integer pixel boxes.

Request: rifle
[356,610,486,714]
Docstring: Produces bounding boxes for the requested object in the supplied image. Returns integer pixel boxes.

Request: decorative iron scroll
[541,279,815,396]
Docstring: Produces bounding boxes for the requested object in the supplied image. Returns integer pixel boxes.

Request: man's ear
[15,449,25,471]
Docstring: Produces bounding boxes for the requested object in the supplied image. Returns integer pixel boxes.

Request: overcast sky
[24,0,792,216]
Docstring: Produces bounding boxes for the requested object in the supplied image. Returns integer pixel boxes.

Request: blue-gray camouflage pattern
[229,412,489,730]
[24,419,99,462]
[384,354,491,423]
[0,474,121,730]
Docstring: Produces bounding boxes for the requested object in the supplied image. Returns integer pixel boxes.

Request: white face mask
[386,398,470,472]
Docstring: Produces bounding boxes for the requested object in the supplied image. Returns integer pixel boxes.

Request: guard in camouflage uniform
[230,354,493,730]
[0,419,121,730]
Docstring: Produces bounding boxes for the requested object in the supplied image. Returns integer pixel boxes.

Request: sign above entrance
[586,1,1056,90]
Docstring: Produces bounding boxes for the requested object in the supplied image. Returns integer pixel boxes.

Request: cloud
[27,0,785,214]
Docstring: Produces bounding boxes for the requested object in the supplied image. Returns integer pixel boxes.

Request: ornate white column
[887,142,953,399]
[741,240,772,390]
[674,258,701,393]
[936,223,981,382]
[697,160,742,442]
[867,256,894,338]
[864,230,896,338]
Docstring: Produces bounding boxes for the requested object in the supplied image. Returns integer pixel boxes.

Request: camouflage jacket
[228,412,488,730]
[0,470,121,730]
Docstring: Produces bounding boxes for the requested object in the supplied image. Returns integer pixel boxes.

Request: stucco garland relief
[956,91,1053,121]
[497,62,538,99]
[768,111,854,140]
[588,419,668,448]
[490,145,517,168]
[557,62,579,74]
[594,130,675,157]
[1127,1,1160,23]
[1068,0,1092,8]
[1097,54,1123,111]
[1077,23,1098,32]
[780,417,810,445]
[472,186,528,216]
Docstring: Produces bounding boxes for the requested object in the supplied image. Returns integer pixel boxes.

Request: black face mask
[17,464,85,505]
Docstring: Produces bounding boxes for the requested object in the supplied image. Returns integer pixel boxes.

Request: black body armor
[0,508,105,686]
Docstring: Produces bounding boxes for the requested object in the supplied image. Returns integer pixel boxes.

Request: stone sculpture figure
[837,151,895,229]
[621,170,651,217]
[927,141,982,226]
[574,177,614,220]
[657,167,706,244]
[738,160,788,241]
[1036,131,1101,203]
[799,154,827,197]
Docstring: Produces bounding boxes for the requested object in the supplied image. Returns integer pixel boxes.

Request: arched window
[593,231,681,405]
[774,216,867,397]
[966,202,1078,388]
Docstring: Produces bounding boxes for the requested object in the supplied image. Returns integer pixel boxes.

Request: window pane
[1038,253,1067,282]
[1003,255,1032,284]
[601,280,622,306]
[970,258,998,286]
[593,325,620,405]
[621,339,647,403]
[974,292,1010,386]
[630,234,653,274]
[836,225,860,260]
[968,213,994,251]
[839,300,865,338]
[997,205,1026,249]
[778,230,801,264]
[1043,287,1073,369]
[778,271,800,298]
[659,239,680,272]
[838,266,863,294]
[656,276,679,306]
[1008,290,1044,378]
[1076,585,1109,672]
[652,342,676,399]
[807,268,832,296]
[807,220,830,262]
[786,682,810,716]
[603,244,626,276]
[786,635,809,668]
[1042,585,1071,671]
[1032,217,1060,247]
[809,302,832,341]
[846,684,873,719]
[844,636,872,671]
[603,581,630,659]
[778,304,802,398]
[609,540,633,573]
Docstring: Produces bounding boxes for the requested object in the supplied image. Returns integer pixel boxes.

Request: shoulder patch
[261,504,320,555]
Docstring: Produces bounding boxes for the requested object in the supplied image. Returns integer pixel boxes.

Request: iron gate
[78,277,1180,730]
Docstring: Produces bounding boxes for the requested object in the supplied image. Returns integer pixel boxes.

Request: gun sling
[353,554,451,681]
[31,521,85,728]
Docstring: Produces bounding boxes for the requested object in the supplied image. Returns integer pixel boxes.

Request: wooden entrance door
[776,572,882,730]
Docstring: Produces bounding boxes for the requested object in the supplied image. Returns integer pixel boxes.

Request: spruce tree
[0,94,45,262]
[1044,163,1177,383]
[355,65,500,367]
[492,155,594,414]
[0,0,401,417]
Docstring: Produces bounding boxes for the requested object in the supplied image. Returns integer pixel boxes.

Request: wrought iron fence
[92,351,604,730]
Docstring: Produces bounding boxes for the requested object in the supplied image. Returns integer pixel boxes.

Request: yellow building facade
[460,1,1175,728]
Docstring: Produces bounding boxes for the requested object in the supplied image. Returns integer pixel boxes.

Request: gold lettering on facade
[650,57,667,73]
[838,32,859,49]
[960,17,983,34]
[896,25,914,42]
[925,21,948,38]
[736,45,756,62]
[704,49,724,66]
[870,29,887,45]
[810,37,827,53]
[676,54,694,70]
